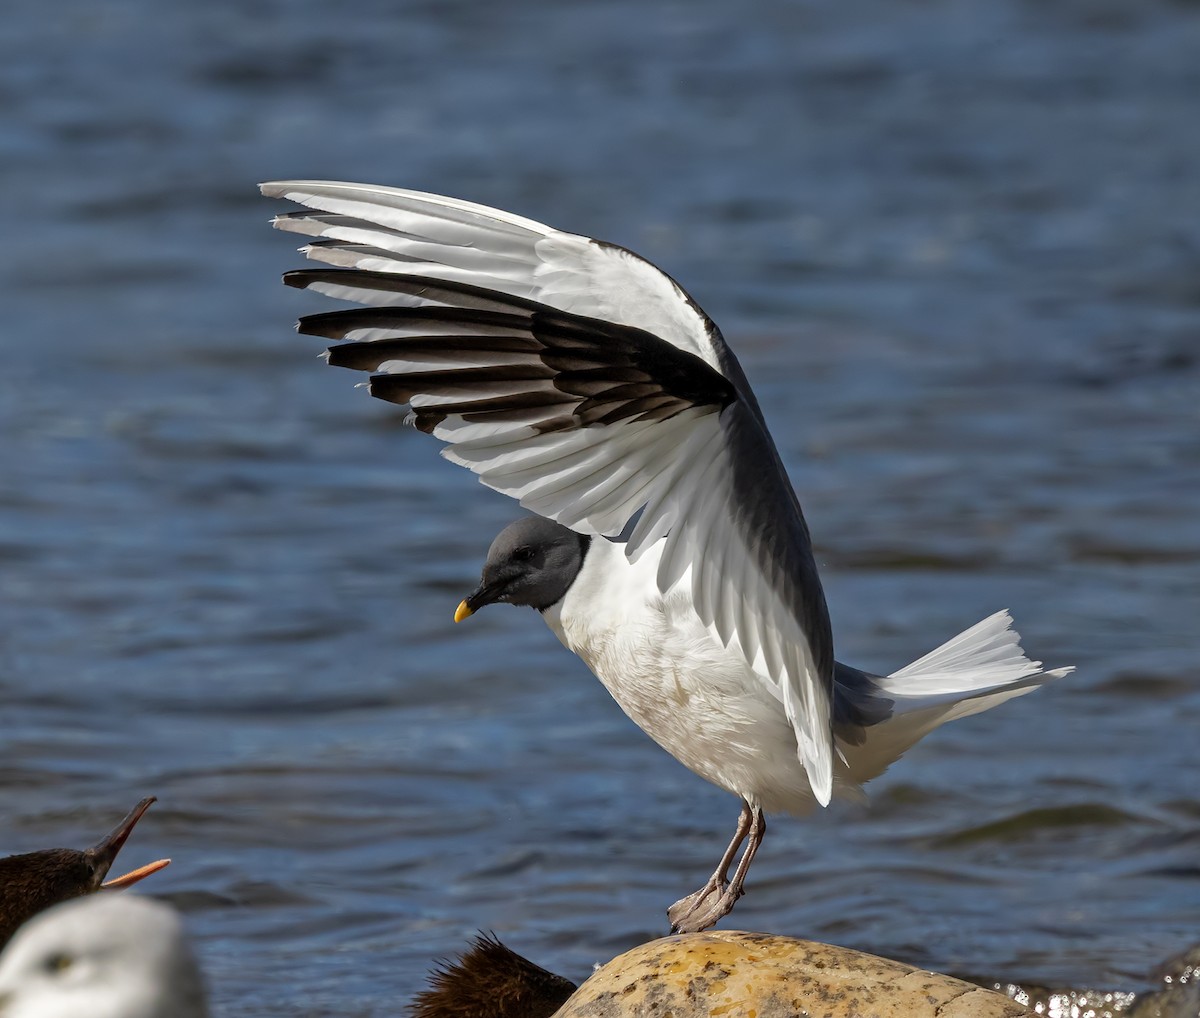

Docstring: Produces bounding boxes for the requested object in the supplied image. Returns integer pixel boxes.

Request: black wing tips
[282,269,317,291]
[286,267,739,436]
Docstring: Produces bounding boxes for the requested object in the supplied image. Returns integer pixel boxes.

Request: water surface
[1,0,1198,1012]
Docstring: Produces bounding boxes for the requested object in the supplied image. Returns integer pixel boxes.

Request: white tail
[840,610,1072,787]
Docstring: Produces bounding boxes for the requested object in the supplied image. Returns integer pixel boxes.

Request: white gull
[262,180,1072,933]
[0,895,207,1018]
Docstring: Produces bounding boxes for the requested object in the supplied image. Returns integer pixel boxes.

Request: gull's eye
[512,546,535,562]
[43,952,73,975]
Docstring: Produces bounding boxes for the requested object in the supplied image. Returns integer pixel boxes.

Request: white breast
[541,538,825,816]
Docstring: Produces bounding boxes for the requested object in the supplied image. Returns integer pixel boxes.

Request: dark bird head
[410,933,576,1018]
[0,798,169,949]
[455,517,590,621]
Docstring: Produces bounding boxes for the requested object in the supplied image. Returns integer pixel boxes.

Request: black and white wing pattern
[262,180,836,803]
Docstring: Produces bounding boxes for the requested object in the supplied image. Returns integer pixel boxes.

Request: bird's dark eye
[44,952,73,974]
[512,546,535,562]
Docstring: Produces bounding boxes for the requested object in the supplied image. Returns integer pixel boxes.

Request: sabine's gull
[262,181,1072,933]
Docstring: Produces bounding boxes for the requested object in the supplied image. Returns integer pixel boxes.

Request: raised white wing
[264,180,722,371]
[262,180,836,804]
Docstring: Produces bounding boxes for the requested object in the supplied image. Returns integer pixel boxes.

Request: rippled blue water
[1,0,1198,1013]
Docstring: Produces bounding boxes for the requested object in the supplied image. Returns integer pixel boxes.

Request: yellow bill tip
[454,599,474,624]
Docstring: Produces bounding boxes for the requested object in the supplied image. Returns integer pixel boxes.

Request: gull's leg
[667,800,757,933]
[721,805,765,906]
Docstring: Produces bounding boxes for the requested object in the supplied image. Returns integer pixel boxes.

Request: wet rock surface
[556,931,1031,1017]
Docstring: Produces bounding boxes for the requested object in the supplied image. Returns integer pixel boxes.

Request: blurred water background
[1,0,1198,1013]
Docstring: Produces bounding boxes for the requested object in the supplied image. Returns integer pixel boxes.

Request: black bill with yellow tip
[454,581,505,623]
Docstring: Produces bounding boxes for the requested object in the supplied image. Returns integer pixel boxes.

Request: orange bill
[101,857,171,889]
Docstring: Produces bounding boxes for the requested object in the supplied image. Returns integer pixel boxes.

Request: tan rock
[555,931,1032,1018]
